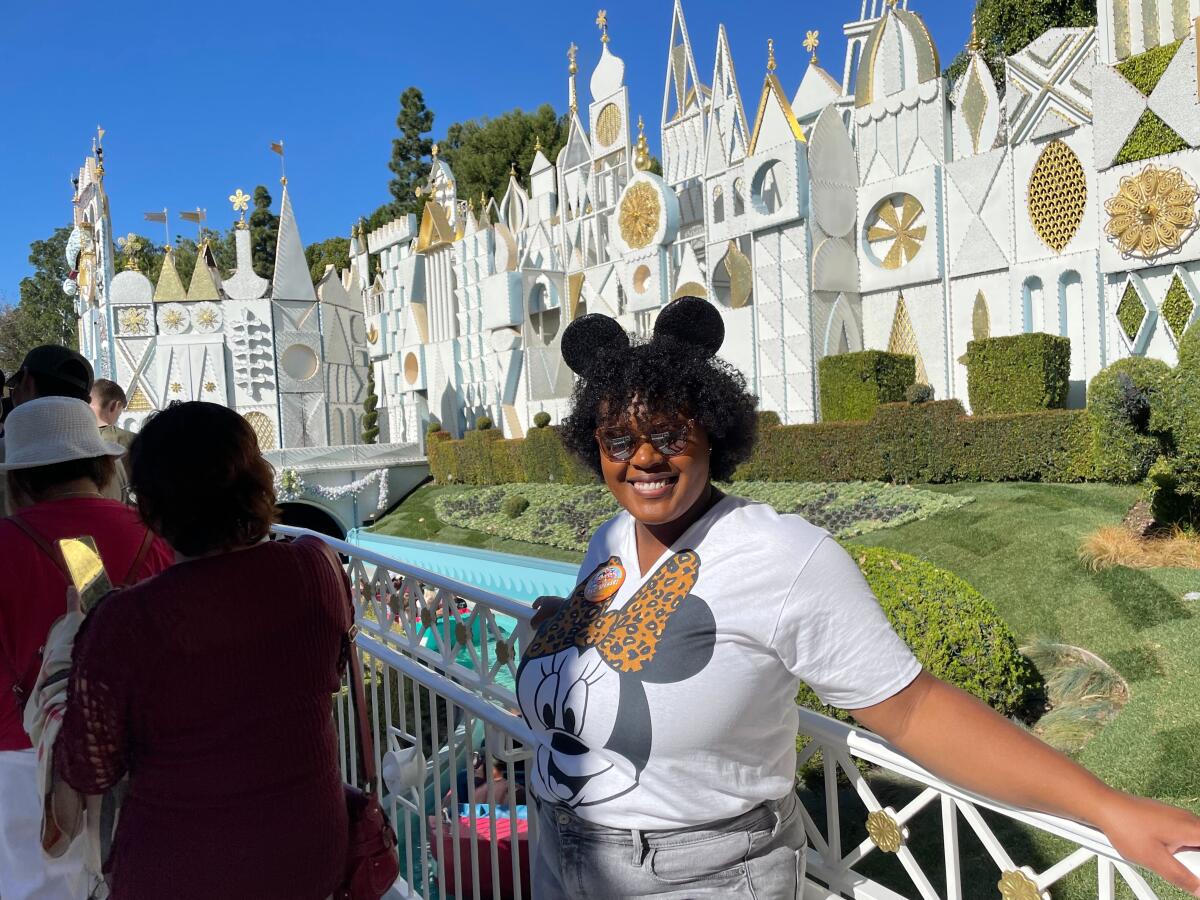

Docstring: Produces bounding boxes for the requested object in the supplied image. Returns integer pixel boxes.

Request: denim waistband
[538,791,798,847]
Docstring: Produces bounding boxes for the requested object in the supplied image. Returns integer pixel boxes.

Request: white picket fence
[273,526,1167,900]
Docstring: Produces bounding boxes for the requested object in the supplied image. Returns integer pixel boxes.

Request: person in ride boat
[519,297,1200,899]
[52,401,353,900]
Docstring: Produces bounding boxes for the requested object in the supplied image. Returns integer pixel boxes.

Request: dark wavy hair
[7,456,116,506]
[560,337,759,482]
[130,402,277,557]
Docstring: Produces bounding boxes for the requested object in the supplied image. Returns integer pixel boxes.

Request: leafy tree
[438,105,568,207]
[305,236,351,282]
[0,304,43,373]
[388,87,435,217]
[249,185,279,278]
[11,227,76,362]
[946,0,1096,92]
[362,365,380,444]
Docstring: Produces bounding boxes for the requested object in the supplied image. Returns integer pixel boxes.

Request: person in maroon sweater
[55,401,351,899]
[0,395,174,900]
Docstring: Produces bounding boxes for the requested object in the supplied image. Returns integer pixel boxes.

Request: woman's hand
[1095,792,1200,894]
[531,596,565,629]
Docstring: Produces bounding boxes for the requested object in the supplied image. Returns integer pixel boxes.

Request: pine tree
[388,87,435,217]
[249,185,279,279]
[361,364,380,444]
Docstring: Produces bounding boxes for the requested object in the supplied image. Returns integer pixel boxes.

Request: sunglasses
[595,419,694,462]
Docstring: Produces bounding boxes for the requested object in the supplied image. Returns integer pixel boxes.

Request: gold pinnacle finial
[535,135,543,152]
[634,115,651,171]
[480,189,487,206]
[229,188,250,229]
[432,142,439,158]
[804,30,820,65]
[767,38,777,73]
[596,9,609,44]
[510,161,517,176]
[280,175,287,186]
[966,13,984,53]
[568,42,578,74]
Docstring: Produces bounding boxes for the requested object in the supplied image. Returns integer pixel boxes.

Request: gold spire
[634,115,652,172]
[596,9,609,44]
[94,125,105,180]
[510,161,517,177]
[535,135,543,152]
[767,38,776,73]
[568,41,578,75]
[966,13,984,53]
[480,189,487,207]
[803,30,820,66]
[432,142,439,158]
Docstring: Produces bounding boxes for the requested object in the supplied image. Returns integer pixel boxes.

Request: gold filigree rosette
[998,869,1043,900]
[865,810,903,853]
[118,307,149,335]
[1104,164,1198,259]
[619,182,661,250]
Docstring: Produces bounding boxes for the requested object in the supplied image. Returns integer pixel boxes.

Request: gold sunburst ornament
[619,181,661,250]
[163,309,184,329]
[998,869,1044,900]
[118,308,149,335]
[197,309,218,329]
[866,195,926,270]
[1104,164,1198,259]
[865,810,904,853]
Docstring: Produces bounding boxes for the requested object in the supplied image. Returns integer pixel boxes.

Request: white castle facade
[67,0,1200,446]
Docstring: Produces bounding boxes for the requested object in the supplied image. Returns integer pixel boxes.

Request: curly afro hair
[559,334,760,482]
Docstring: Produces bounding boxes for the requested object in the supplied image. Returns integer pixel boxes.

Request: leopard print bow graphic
[526,551,700,673]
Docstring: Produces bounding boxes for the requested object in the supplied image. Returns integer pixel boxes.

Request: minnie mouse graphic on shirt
[516,551,716,808]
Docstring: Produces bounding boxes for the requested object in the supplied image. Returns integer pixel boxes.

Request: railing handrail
[796,708,1126,863]
[285,524,1140,893]
[272,524,536,623]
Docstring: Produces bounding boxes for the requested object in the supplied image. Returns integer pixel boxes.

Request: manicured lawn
[374,481,1200,898]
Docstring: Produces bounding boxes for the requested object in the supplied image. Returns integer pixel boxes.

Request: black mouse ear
[653,296,724,356]
[561,313,630,379]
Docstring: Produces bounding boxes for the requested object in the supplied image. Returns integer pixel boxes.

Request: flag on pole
[179,210,205,223]
[143,211,167,223]
[270,141,284,155]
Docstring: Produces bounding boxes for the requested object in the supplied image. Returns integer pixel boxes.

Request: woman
[0,396,173,900]
[518,297,1200,898]
[54,401,351,899]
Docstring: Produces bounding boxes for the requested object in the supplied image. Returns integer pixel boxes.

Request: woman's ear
[652,296,724,357]
[561,313,631,379]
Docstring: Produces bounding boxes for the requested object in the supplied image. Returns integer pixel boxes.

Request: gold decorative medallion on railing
[998,869,1044,900]
[1027,139,1087,253]
[1104,164,1198,259]
[865,809,904,853]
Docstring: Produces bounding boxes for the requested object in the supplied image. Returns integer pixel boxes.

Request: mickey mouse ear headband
[560,296,725,379]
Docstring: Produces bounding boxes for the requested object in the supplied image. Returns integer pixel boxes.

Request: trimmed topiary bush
[905,383,935,404]
[501,493,530,519]
[489,439,528,484]
[533,411,552,429]
[798,546,1043,764]
[522,426,597,485]
[476,415,494,431]
[758,410,782,429]
[1086,357,1170,483]
[461,429,503,484]
[426,417,442,434]
[1149,321,1200,524]
[966,333,1070,415]
[819,351,915,422]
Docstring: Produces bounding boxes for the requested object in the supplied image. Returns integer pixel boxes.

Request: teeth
[633,480,671,491]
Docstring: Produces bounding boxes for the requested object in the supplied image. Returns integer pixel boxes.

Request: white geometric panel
[1149,31,1200,146]
[812,239,859,293]
[808,106,858,239]
[109,270,153,305]
[1092,63,1148,169]
[1006,28,1097,145]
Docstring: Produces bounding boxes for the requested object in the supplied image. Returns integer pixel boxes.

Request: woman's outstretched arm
[852,670,1200,895]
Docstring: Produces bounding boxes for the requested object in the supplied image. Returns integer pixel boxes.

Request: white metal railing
[273,526,1167,900]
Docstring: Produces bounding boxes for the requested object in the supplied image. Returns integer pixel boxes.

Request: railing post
[941,794,963,900]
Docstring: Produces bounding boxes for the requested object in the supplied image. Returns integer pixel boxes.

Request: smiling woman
[518,296,1200,900]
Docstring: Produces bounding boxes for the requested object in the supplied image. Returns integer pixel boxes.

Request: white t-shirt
[516,495,922,830]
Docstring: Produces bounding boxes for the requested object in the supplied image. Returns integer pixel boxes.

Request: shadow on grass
[1089,566,1193,630]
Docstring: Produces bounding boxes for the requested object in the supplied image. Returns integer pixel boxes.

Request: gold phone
[57,537,113,612]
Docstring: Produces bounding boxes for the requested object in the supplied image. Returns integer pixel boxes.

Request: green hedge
[734,402,1091,485]
[819,351,915,422]
[798,546,1043,765]
[966,333,1070,415]
[1150,322,1200,523]
[1086,357,1170,483]
[429,425,597,485]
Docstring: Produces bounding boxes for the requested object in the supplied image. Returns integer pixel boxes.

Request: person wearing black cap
[1,346,95,514]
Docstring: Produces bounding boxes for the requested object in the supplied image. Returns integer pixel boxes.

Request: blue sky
[0,0,969,303]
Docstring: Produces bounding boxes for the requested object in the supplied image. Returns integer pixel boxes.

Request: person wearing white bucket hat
[0,396,173,900]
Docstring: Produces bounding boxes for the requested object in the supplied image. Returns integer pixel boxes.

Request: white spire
[272,185,316,302]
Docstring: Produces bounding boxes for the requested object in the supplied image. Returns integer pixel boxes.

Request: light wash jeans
[533,792,807,899]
